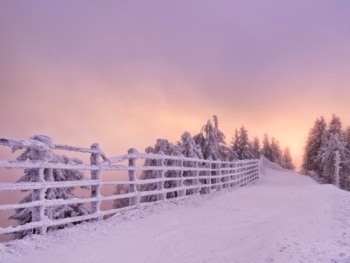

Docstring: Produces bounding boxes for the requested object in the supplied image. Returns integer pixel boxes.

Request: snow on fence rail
[0,136,260,238]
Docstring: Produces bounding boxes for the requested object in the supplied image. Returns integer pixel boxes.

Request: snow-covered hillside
[1,167,349,263]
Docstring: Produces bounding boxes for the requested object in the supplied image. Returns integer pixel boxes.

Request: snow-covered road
[1,167,350,263]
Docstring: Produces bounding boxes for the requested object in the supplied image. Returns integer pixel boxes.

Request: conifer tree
[251,136,261,159]
[327,114,343,140]
[317,115,350,188]
[234,126,253,160]
[281,147,295,170]
[9,135,90,239]
[231,129,239,157]
[318,134,349,186]
[178,132,203,159]
[345,127,350,152]
[261,134,272,161]
[114,139,182,208]
[270,138,283,165]
[302,117,327,175]
[194,115,227,160]
[177,132,204,195]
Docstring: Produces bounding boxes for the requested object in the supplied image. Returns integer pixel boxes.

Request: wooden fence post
[156,152,165,201]
[229,161,234,187]
[90,143,102,220]
[127,148,139,206]
[194,160,200,194]
[206,158,212,194]
[31,168,46,235]
[222,159,228,188]
[30,135,53,235]
[177,154,185,198]
[216,161,222,191]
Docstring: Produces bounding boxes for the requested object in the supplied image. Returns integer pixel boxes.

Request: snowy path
[1,168,350,263]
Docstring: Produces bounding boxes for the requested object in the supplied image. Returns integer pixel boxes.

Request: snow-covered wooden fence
[0,136,260,238]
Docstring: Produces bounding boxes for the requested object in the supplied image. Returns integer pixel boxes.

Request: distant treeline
[302,114,350,191]
[115,115,295,208]
[141,115,295,169]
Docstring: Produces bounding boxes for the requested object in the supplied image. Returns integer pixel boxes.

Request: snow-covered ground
[1,167,350,263]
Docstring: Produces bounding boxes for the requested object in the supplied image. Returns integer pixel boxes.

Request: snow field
[1,167,350,263]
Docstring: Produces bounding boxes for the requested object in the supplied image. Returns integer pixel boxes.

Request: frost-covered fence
[0,136,259,239]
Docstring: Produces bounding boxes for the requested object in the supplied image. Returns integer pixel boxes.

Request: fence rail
[0,136,260,238]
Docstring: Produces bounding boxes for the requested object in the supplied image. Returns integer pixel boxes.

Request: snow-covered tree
[114,139,181,208]
[327,114,343,140]
[231,129,239,156]
[178,132,203,159]
[317,115,350,189]
[302,117,327,175]
[9,135,90,239]
[270,138,282,165]
[153,139,181,196]
[281,147,295,170]
[194,115,227,160]
[318,133,349,187]
[251,136,261,159]
[261,134,272,161]
[177,132,204,195]
[231,126,253,160]
[345,126,350,152]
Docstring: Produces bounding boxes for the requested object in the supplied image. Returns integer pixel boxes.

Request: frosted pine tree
[327,114,343,139]
[270,138,283,165]
[195,115,227,160]
[251,136,261,159]
[193,116,231,189]
[302,117,327,176]
[344,127,350,190]
[317,115,350,188]
[261,134,273,161]
[231,129,239,157]
[281,147,295,170]
[318,134,349,187]
[345,126,350,152]
[177,132,204,195]
[201,119,220,160]
[113,147,156,209]
[151,139,180,198]
[235,126,253,160]
[114,139,181,208]
[178,132,203,159]
[9,135,90,239]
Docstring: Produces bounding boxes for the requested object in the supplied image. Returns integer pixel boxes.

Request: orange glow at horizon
[2,73,349,170]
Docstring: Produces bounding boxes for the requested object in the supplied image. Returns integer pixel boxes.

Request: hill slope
[1,168,350,263]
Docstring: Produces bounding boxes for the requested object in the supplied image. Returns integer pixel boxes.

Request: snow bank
[260,155,287,173]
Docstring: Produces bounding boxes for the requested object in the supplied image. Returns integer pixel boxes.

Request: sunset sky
[1,1,350,168]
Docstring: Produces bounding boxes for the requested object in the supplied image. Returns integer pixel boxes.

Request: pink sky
[1,0,350,168]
